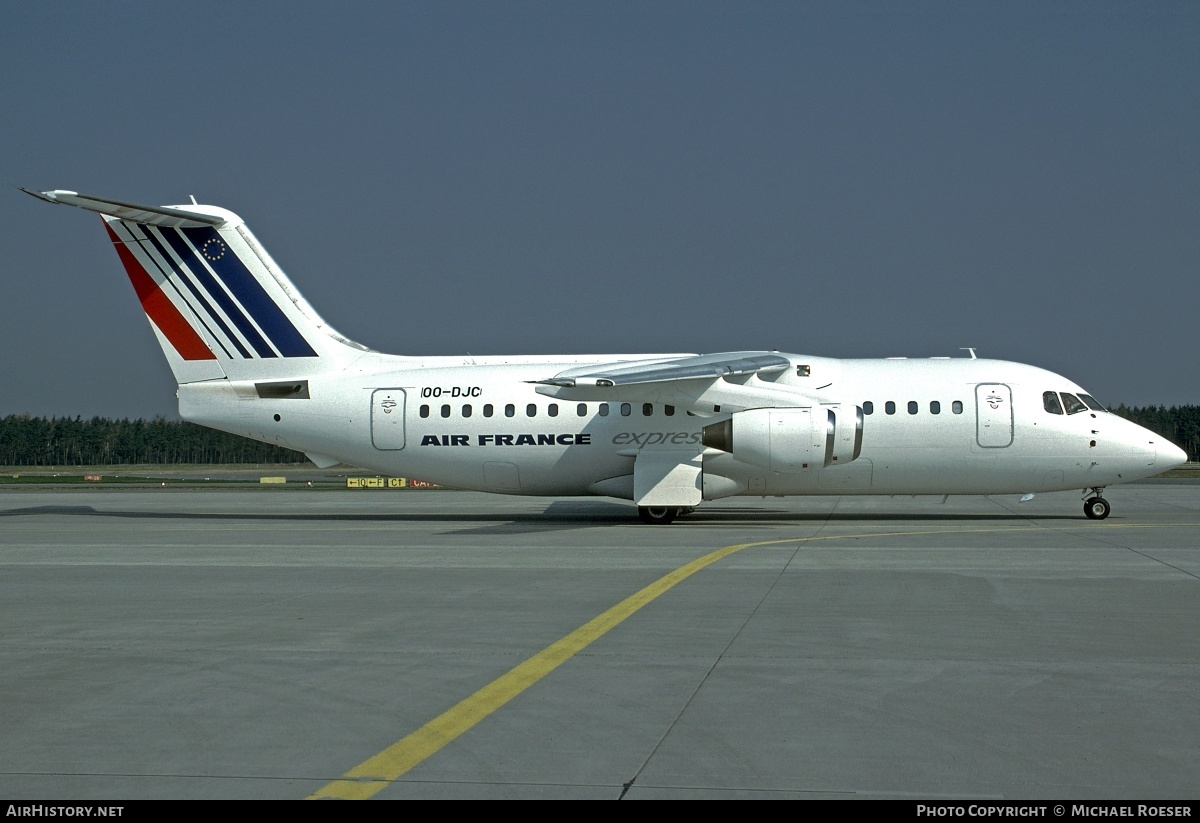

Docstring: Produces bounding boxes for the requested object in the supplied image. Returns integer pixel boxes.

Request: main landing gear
[1083,488,1111,520]
[637,506,693,525]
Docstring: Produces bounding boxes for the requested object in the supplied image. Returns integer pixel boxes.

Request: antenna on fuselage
[960,347,978,359]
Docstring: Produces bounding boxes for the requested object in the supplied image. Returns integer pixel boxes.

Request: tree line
[0,415,307,466]
[0,408,1195,466]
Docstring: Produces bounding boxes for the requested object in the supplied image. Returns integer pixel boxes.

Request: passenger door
[975,383,1013,448]
[371,389,406,450]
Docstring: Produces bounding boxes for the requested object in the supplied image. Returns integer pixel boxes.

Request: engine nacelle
[823,403,864,465]
[702,407,830,473]
[702,405,862,473]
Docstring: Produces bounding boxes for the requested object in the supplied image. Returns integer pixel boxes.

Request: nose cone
[1159,440,1188,471]
[1108,417,1187,480]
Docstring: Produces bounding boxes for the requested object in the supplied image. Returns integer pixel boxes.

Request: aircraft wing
[532,351,791,388]
[531,351,805,416]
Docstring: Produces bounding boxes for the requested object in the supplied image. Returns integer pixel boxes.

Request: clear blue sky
[3,1,1197,419]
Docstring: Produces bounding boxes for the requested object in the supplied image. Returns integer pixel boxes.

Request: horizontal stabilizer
[21,188,226,227]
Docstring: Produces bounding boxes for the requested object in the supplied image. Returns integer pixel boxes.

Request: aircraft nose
[1159,441,1188,471]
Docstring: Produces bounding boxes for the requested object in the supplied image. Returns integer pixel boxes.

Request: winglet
[20,187,227,227]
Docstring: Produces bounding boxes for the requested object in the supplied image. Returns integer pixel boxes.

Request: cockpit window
[1043,391,1064,415]
[1061,393,1088,414]
[1079,394,1106,412]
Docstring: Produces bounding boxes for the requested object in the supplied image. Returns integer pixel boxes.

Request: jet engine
[702,405,862,473]
[823,403,864,465]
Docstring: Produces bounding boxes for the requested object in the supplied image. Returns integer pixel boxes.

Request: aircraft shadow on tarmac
[0,500,1085,536]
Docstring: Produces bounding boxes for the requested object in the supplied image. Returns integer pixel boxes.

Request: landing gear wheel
[1084,497,1111,520]
[638,506,677,525]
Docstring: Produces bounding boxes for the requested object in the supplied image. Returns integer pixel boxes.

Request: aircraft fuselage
[178,352,1172,500]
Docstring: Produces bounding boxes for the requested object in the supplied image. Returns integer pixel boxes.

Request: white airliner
[25,188,1187,522]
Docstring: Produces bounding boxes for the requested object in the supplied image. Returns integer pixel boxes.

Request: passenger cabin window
[952,401,963,414]
[440,404,451,418]
[598,403,610,417]
[907,401,918,415]
[1043,391,1064,415]
[1061,393,1088,415]
[483,404,494,418]
[621,403,632,416]
[577,403,587,417]
[863,401,874,415]
[526,403,537,417]
[462,404,472,418]
[664,405,675,416]
[930,401,941,414]
[885,401,896,415]
[505,404,515,418]
[419,405,430,418]
[548,404,559,417]
[642,403,653,416]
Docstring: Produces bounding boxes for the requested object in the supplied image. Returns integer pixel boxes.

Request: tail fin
[24,189,371,383]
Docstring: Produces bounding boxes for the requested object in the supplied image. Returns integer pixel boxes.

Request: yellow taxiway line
[309,522,1193,799]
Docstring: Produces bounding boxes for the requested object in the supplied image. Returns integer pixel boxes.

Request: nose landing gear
[1083,489,1111,520]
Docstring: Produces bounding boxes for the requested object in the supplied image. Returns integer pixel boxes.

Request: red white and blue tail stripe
[23,189,368,382]
[105,219,318,361]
